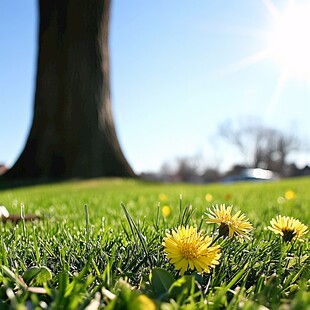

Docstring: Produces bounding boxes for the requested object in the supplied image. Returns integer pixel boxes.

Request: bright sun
[268,1,310,79]
[223,0,310,116]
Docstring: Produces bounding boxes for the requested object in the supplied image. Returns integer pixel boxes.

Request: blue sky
[1,0,310,174]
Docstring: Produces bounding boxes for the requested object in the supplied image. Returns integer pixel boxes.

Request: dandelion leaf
[150,268,175,297]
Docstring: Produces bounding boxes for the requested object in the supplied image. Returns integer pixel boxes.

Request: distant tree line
[144,117,310,183]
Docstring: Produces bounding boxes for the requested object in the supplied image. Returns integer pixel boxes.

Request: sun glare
[268,1,310,78]
[212,0,310,118]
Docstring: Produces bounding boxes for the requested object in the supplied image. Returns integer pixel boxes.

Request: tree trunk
[5,0,135,179]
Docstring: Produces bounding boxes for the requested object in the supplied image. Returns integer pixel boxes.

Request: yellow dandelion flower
[159,193,168,201]
[205,193,213,202]
[163,225,221,275]
[268,215,308,242]
[285,190,296,200]
[205,204,253,239]
[162,205,171,218]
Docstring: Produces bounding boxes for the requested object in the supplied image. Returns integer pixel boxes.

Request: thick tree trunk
[5,0,135,179]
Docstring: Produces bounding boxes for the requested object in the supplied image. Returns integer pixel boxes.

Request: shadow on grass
[0,175,67,190]
[0,174,141,191]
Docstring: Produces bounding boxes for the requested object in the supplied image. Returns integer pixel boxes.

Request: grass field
[0,177,309,309]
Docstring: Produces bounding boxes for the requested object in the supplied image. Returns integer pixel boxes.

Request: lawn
[0,177,309,309]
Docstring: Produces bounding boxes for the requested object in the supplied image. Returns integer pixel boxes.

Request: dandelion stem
[210,233,222,246]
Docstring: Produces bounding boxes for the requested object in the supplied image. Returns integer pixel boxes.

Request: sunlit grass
[0,177,309,308]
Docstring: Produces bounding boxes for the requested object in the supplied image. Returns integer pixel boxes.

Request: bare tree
[174,157,199,182]
[159,154,204,183]
[218,117,303,174]
[4,0,135,180]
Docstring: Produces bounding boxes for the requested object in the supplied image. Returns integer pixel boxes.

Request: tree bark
[5,0,135,179]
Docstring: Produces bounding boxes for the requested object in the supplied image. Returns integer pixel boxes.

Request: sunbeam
[214,50,270,77]
[261,0,281,19]
[265,72,288,119]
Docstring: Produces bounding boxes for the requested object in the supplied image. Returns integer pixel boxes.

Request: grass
[0,177,309,309]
